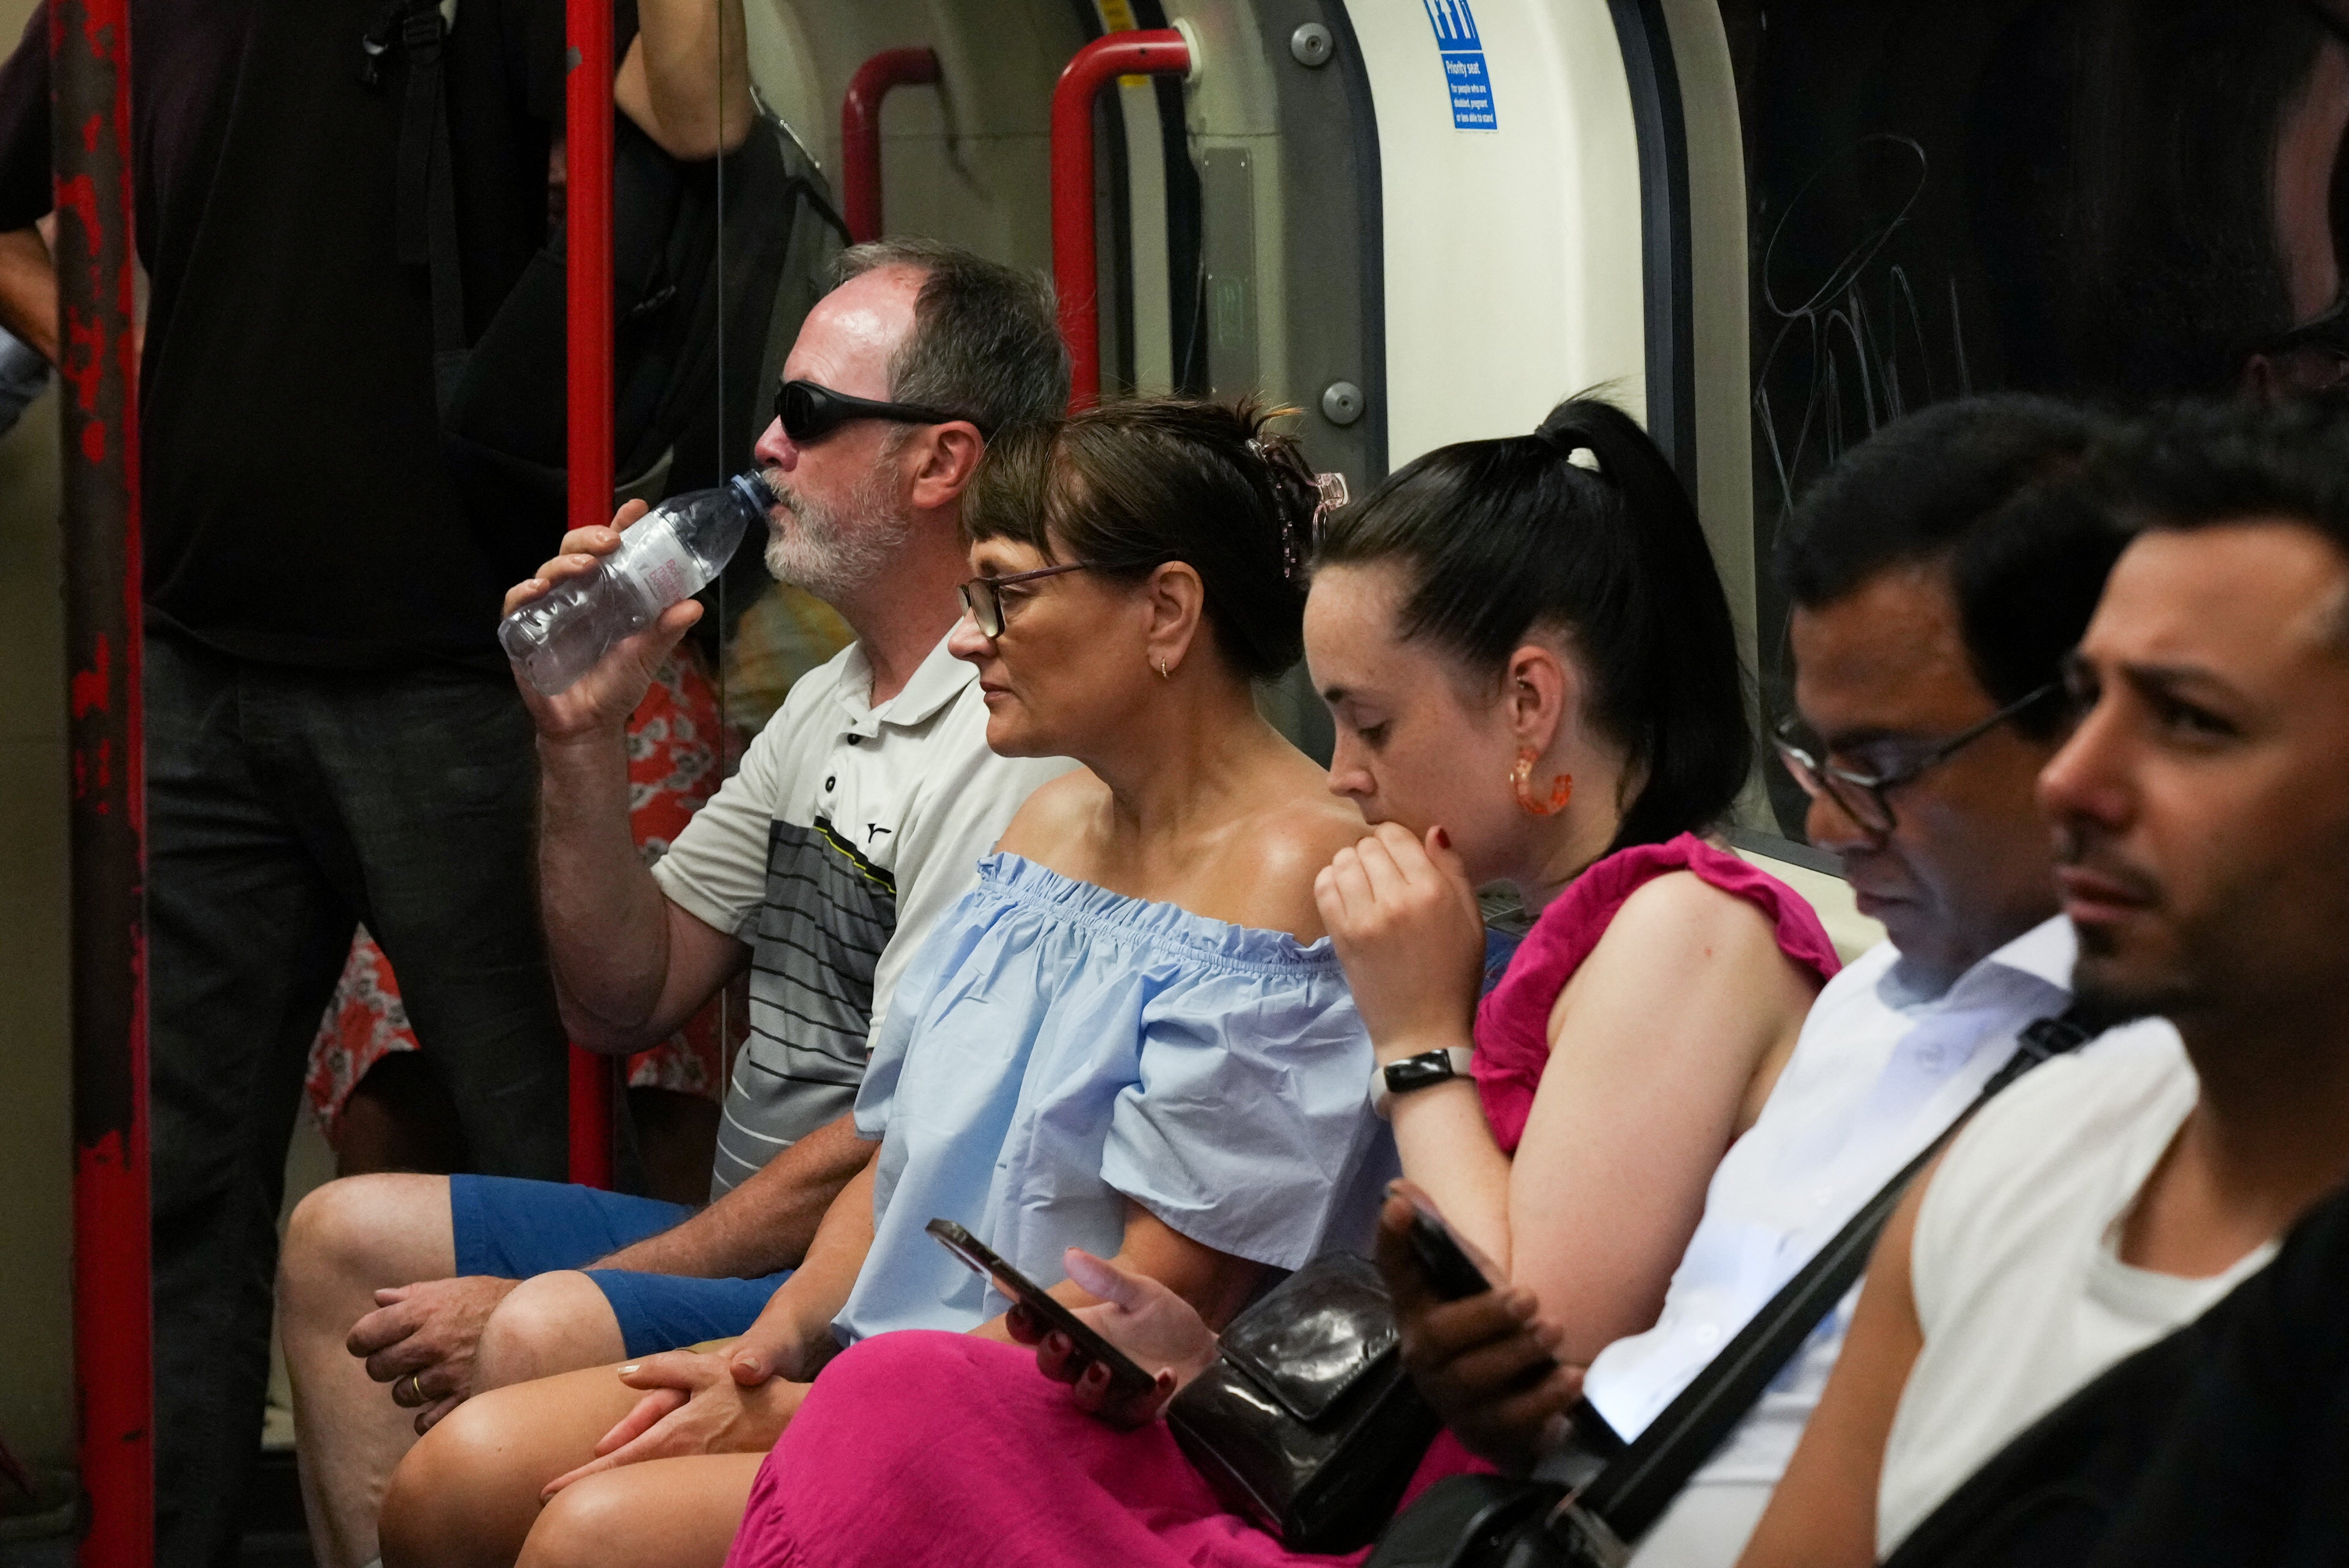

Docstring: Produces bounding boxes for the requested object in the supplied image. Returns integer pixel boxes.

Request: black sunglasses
[1773,682,2062,835]
[772,379,990,445]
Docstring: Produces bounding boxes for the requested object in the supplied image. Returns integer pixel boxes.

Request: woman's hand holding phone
[1009,1248,1221,1430]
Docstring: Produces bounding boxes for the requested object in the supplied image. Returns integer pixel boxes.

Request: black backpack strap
[367,0,470,413]
[1574,1005,2099,1540]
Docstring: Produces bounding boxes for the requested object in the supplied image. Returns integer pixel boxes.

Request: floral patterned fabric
[304,651,738,1131]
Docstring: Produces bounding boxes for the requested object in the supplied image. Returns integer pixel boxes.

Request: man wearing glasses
[278,238,1075,1568]
[1400,395,2138,1562]
[1743,394,2349,1568]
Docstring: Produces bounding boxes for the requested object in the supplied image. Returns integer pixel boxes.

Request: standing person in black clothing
[0,0,750,1562]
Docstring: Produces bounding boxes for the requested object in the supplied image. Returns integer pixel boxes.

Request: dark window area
[1717,0,2349,833]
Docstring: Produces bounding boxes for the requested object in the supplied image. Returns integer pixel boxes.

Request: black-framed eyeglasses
[773,379,990,445]
[957,562,1105,639]
[1772,682,2062,835]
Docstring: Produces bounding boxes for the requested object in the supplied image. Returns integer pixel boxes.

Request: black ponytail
[1315,395,1752,848]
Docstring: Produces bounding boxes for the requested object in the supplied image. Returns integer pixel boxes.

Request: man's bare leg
[279,1175,456,1568]
[473,1271,628,1391]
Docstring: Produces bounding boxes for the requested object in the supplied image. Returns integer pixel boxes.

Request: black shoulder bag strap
[365,0,471,414]
[1568,1004,2100,1546]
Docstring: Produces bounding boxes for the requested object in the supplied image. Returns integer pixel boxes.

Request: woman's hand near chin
[1009,1249,1222,1430]
[1314,821,1488,1064]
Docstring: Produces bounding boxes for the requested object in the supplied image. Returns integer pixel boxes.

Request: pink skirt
[724,1332,1489,1568]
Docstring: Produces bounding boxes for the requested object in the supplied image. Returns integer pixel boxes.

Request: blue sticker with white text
[1423,0,1496,131]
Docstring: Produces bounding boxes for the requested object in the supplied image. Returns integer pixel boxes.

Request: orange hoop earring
[1511,748,1573,817]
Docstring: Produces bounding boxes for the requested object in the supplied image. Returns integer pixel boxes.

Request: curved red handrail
[1051,29,1190,410]
[842,47,942,244]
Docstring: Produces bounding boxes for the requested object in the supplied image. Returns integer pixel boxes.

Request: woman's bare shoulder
[1594,868,1802,971]
[1559,867,1823,1030]
[994,768,1106,859]
[1251,792,1373,867]
[1207,794,1367,939]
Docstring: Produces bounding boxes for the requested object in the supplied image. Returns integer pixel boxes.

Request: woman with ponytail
[380,399,1386,1568]
[713,399,1840,1568]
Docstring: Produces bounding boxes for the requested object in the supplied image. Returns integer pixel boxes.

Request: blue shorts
[448,1175,793,1360]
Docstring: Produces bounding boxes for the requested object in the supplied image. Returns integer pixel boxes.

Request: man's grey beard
[760,463,911,602]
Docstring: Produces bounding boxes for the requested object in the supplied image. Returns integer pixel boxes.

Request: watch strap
[1371,1045,1475,1119]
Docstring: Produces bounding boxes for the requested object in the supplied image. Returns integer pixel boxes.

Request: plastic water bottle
[501,470,776,696]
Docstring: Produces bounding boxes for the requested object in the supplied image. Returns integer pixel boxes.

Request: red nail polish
[1432,827,1451,850]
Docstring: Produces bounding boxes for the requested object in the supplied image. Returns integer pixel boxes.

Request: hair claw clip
[1310,471,1349,535]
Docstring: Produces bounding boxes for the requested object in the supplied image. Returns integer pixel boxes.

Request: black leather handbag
[1364,1009,2099,1568]
[1167,1251,1445,1554]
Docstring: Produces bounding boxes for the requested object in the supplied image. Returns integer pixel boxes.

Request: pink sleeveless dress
[1472,833,1842,1153]
[722,834,1839,1568]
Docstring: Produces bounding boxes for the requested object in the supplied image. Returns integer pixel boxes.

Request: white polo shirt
[1565,917,2079,1521]
[651,633,1074,1196]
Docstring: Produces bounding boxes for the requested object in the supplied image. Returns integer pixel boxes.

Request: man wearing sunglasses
[1400,395,2138,1562]
[281,237,1074,1568]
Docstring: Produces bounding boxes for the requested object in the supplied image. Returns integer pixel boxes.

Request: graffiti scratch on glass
[1753,135,1969,539]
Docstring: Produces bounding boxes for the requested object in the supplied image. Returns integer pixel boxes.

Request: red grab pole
[565,0,615,1189]
[1051,28,1189,410]
[53,0,152,1555]
[841,47,940,244]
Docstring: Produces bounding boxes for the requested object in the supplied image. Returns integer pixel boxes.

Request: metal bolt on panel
[1321,380,1365,426]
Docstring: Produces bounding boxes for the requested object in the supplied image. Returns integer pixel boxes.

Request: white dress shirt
[1574,915,2079,1497]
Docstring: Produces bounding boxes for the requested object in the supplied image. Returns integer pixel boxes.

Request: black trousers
[144,628,568,1568]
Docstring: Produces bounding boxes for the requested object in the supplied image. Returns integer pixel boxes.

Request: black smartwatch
[1371,1046,1474,1120]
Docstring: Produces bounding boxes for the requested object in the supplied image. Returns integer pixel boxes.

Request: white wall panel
[1347,0,1645,466]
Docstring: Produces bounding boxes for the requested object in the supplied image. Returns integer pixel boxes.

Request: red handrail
[53,0,152,1555]
[841,47,941,244]
[1051,29,1190,410]
[565,0,616,1190]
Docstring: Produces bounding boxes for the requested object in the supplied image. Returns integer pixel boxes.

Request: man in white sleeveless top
[1397,397,2135,1567]
[1740,397,2349,1566]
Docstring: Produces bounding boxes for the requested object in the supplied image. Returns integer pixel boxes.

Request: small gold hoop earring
[1511,747,1573,817]
[1156,658,1171,680]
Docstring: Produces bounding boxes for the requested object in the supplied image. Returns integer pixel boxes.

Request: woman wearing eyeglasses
[382,397,1394,1568]
[710,399,1842,1568]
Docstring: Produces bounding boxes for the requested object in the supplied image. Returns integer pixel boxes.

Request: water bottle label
[626,522,700,609]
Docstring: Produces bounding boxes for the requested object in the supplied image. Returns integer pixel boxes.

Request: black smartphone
[1402,1194,1500,1301]
[926,1218,1157,1401]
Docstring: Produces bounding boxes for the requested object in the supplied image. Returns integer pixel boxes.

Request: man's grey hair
[832,238,1070,435]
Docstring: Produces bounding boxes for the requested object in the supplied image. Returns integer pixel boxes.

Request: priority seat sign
[1423,0,1497,131]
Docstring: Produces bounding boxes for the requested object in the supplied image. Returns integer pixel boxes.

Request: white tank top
[1875,1021,2273,1555]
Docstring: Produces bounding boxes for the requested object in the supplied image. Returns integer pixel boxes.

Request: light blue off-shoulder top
[832,852,1394,1345]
